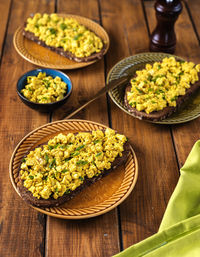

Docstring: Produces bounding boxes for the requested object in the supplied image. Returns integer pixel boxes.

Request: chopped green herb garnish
[94,139,100,144]
[64,157,72,162]
[79,176,84,181]
[48,28,56,34]
[73,33,83,40]
[22,158,26,163]
[131,79,136,83]
[29,175,34,180]
[49,158,56,168]
[155,89,164,94]
[75,145,85,151]
[61,169,68,173]
[65,189,70,194]
[171,96,177,101]
[44,153,49,163]
[52,143,60,149]
[178,71,184,76]
[96,152,102,157]
[60,23,67,30]
[71,151,80,157]
[48,145,53,150]
[43,79,51,89]
[76,160,88,165]
[136,87,143,94]
[147,75,153,81]
[152,76,159,82]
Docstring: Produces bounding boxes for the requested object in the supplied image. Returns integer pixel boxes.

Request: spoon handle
[63,75,130,120]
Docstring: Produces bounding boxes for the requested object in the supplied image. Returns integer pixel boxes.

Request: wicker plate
[107,53,200,124]
[13,14,110,69]
[9,120,138,219]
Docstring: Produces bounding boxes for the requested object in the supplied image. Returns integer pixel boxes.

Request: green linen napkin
[113,140,200,257]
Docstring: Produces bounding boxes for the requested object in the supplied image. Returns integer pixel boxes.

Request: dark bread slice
[124,75,200,122]
[23,26,107,63]
[17,140,131,208]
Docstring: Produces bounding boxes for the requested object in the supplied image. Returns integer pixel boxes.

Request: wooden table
[1,0,200,256]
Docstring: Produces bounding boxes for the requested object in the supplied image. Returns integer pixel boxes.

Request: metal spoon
[63,75,130,119]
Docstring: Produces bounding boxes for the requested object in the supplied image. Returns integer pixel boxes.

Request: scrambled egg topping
[20,129,127,200]
[21,72,67,103]
[127,57,200,114]
[25,13,104,58]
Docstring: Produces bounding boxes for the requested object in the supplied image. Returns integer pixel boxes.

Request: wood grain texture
[186,0,200,44]
[0,0,54,256]
[145,0,200,167]
[0,0,11,57]
[48,1,120,257]
[172,0,200,167]
[101,0,179,250]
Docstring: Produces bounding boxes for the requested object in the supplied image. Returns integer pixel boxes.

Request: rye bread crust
[124,76,200,122]
[17,141,131,208]
[23,27,107,63]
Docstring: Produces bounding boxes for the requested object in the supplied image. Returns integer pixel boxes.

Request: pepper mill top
[149,0,183,54]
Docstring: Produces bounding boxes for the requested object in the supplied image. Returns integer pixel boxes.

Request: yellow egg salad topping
[21,72,67,103]
[25,13,104,58]
[20,129,127,200]
[127,57,200,114]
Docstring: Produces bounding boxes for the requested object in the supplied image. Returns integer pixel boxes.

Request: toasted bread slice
[17,136,131,208]
[124,77,200,122]
[23,28,107,63]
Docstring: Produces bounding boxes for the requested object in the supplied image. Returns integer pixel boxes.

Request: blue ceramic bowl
[17,68,72,112]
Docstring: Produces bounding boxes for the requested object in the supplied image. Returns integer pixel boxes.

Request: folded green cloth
[114,140,200,257]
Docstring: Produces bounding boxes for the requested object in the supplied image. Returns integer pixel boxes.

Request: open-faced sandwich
[23,13,107,62]
[124,57,200,121]
[18,128,130,207]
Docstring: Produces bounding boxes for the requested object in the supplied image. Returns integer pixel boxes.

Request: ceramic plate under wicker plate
[13,14,109,69]
[107,53,200,124]
[9,120,138,219]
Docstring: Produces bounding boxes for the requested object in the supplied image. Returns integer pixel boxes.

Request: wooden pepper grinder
[149,0,182,54]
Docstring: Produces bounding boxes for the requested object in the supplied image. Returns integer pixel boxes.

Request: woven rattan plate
[9,120,138,219]
[107,53,200,124]
[13,14,110,69]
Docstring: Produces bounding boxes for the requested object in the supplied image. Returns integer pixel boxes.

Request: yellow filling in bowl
[127,57,200,114]
[25,13,104,58]
[20,129,127,200]
[21,72,67,103]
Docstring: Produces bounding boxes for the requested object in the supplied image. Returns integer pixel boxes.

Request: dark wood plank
[101,0,179,250]
[0,0,11,56]
[145,0,200,167]
[185,0,200,44]
[0,1,54,256]
[48,1,120,257]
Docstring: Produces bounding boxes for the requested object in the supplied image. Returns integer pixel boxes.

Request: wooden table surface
[1,0,200,256]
